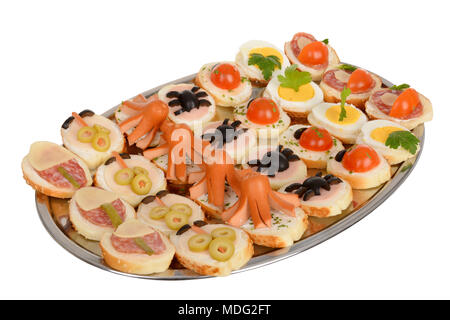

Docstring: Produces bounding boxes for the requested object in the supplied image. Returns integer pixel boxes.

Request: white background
[1,0,449,299]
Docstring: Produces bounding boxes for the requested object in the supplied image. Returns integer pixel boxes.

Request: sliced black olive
[193,220,207,227]
[335,150,347,162]
[141,195,156,204]
[288,154,300,161]
[176,224,191,236]
[315,172,322,177]
[156,190,169,198]
[191,86,200,93]
[119,153,131,159]
[285,183,302,192]
[303,189,315,201]
[198,99,212,107]
[195,91,208,98]
[294,128,307,139]
[166,91,179,98]
[79,109,95,117]
[169,100,181,107]
[327,177,342,185]
[230,120,241,128]
[62,116,74,129]
[104,157,116,165]
[296,186,308,198]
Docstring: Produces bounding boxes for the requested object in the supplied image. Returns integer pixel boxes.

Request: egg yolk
[325,105,360,125]
[342,145,380,173]
[249,47,283,67]
[370,126,404,143]
[278,84,315,102]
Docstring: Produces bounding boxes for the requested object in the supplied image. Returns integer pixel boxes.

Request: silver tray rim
[35,71,425,280]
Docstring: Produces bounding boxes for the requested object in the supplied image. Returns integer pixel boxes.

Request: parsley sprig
[385,131,419,154]
[322,39,329,45]
[277,65,312,91]
[339,87,352,121]
[248,53,281,81]
[389,83,410,91]
[338,64,357,72]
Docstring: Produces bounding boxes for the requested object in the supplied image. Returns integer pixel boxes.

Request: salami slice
[371,89,423,119]
[290,32,316,57]
[78,199,126,227]
[37,159,87,188]
[111,232,166,255]
[323,69,376,94]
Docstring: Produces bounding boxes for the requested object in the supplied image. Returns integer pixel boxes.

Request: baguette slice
[100,220,175,275]
[170,224,253,276]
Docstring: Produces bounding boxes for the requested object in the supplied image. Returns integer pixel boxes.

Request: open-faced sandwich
[94,152,166,207]
[195,62,253,107]
[320,64,382,110]
[170,221,253,276]
[100,219,175,275]
[69,186,135,241]
[22,141,92,198]
[137,190,205,237]
[280,124,345,169]
[284,32,340,81]
[365,84,433,130]
[61,110,125,170]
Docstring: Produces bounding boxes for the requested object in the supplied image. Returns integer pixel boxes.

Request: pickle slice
[169,203,192,217]
[149,206,169,220]
[91,132,111,152]
[114,168,134,185]
[57,166,80,189]
[100,203,123,228]
[77,126,96,143]
[133,166,149,176]
[131,174,152,195]
[208,238,235,262]
[188,234,212,252]
[134,237,154,256]
[164,211,189,230]
[211,227,236,241]
[94,124,111,134]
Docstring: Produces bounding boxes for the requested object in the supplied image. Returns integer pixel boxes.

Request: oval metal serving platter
[35,69,425,280]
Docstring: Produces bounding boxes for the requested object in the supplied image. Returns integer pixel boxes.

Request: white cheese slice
[73,187,119,211]
[28,141,75,171]
[334,70,351,83]
[114,219,155,238]
[381,92,398,106]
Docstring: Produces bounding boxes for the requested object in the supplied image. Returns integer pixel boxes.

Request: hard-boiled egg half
[307,102,368,144]
[280,124,344,169]
[233,97,291,140]
[235,40,290,86]
[327,144,391,189]
[195,62,252,107]
[356,120,420,165]
[264,66,323,119]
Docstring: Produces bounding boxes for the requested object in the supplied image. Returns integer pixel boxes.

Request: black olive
[285,183,302,192]
[61,116,74,129]
[141,195,156,204]
[79,109,95,118]
[166,91,179,98]
[176,224,191,236]
[169,100,181,107]
[288,154,300,161]
[179,90,199,111]
[335,150,347,162]
[156,190,169,198]
[119,153,131,159]
[191,86,200,93]
[294,128,307,139]
[195,91,208,98]
[193,220,207,227]
[327,177,342,185]
[303,189,315,201]
[104,157,116,165]
[198,99,212,107]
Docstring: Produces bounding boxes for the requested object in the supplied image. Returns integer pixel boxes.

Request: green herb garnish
[100,203,123,228]
[389,83,410,91]
[338,64,357,72]
[248,53,281,81]
[277,65,312,91]
[57,167,80,189]
[134,237,154,256]
[312,127,323,138]
[339,87,352,121]
[401,163,413,172]
[322,39,329,45]
[385,131,419,154]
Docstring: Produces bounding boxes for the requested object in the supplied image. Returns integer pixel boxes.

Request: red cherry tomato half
[342,145,380,173]
[299,127,333,152]
[298,41,329,67]
[389,88,420,118]
[246,98,280,125]
[210,63,241,90]
[347,69,374,94]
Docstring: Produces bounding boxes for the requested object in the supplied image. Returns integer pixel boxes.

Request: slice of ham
[77,199,126,227]
[111,232,166,254]
[37,159,87,188]
[371,89,423,119]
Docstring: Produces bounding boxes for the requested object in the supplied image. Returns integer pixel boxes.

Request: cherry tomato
[389,88,419,118]
[342,145,380,173]
[210,63,241,90]
[246,98,280,125]
[298,41,329,67]
[347,69,374,94]
[299,127,333,151]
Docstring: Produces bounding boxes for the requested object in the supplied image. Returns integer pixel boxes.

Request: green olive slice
[131,174,152,195]
[91,132,111,152]
[114,168,134,185]
[188,234,212,252]
[133,166,149,176]
[208,238,235,262]
[211,227,236,241]
[77,126,96,143]
[94,124,110,134]
[149,206,169,220]
[164,210,189,230]
[169,203,192,217]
